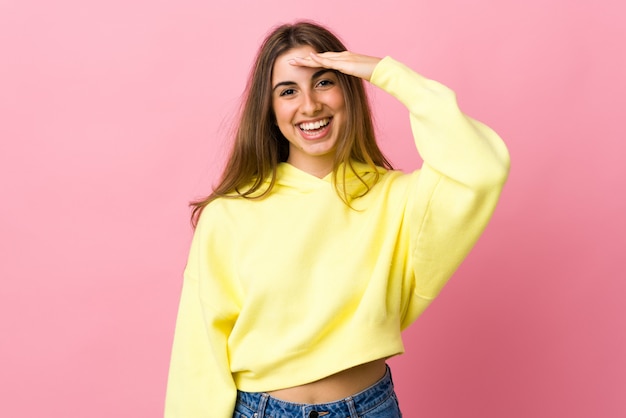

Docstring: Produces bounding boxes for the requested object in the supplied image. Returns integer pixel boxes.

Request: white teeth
[299,118,330,131]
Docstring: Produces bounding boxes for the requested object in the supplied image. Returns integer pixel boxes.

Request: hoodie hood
[269,161,388,198]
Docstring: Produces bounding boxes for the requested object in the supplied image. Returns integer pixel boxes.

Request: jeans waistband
[235,365,395,418]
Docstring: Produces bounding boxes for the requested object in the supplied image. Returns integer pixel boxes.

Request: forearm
[370,56,510,190]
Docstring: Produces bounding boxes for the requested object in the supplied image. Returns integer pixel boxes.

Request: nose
[300,91,322,115]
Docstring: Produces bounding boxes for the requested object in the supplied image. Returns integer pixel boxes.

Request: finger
[309,52,372,79]
[307,52,350,70]
[307,52,337,67]
[290,51,380,81]
[314,51,349,58]
[288,56,324,68]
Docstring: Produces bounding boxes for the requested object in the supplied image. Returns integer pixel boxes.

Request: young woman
[165,21,510,418]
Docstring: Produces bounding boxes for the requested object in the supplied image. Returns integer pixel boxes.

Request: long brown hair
[191,21,392,226]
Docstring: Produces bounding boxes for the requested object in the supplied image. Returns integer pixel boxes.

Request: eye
[279,88,296,97]
[316,79,334,88]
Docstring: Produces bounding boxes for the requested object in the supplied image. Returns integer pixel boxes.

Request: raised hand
[289,51,382,82]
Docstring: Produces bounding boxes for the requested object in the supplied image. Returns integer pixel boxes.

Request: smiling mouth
[298,117,331,132]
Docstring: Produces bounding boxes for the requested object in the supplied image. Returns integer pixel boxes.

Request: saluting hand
[289,51,382,82]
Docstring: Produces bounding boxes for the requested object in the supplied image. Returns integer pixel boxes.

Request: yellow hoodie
[165,57,510,417]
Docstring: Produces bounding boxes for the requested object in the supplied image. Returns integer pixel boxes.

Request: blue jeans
[233,365,402,418]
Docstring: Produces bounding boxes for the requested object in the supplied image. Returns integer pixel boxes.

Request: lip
[297,117,333,141]
[295,116,332,127]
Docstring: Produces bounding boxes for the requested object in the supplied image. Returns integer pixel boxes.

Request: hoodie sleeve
[370,57,510,326]
[164,207,241,418]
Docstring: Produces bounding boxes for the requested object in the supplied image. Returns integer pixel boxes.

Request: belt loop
[255,393,269,418]
[345,395,359,418]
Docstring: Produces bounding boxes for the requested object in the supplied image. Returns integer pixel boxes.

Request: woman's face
[271,45,346,177]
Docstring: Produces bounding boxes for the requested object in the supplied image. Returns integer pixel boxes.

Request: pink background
[1,0,624,417]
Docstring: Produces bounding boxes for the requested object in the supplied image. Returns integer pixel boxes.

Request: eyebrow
[272,69,335,92]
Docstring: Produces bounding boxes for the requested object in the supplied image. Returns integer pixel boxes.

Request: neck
[286,156,334,179]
